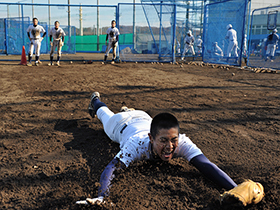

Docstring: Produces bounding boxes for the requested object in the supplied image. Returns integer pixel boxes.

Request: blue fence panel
[203,0,249,66]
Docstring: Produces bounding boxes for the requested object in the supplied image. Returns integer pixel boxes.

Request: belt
[120,124,128,134]
[119,117,150,134]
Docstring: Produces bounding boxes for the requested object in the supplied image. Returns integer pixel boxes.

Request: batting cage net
[0,2,117,56]
[118,1,205,62]
[247,5,280,70]
[203,0,249,66]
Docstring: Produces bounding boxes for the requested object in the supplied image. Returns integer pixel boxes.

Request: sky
[0,0,279,29]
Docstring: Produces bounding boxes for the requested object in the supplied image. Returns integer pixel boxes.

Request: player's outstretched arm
[190,154,237,190]
[76,157,126,205]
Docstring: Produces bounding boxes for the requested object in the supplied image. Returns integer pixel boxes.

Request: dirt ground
[0,56,280,210]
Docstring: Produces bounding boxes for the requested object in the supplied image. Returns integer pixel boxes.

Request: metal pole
[32,0,34,18]
[133,0,136,50]
[159,1,163,59]
[97,0,99,51]
[7,5,9,18]
[79,3,83,36]
[18,2,21,18]
[48,0,51,27]
[68,0,71,48]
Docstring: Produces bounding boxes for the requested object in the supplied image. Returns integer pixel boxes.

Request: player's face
[149,127,179,162]
[33,19,38,26]
[55,22,60,29]
[111,21,116,28]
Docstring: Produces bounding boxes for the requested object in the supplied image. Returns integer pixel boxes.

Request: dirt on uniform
[0,57,279,210]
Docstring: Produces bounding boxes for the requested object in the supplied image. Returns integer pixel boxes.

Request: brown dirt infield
[0,56,279,210]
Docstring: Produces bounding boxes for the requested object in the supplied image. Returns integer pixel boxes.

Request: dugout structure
[203,0,250,66]
[247,5,280,70]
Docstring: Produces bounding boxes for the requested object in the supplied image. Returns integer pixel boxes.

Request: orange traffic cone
[19,46,27,65]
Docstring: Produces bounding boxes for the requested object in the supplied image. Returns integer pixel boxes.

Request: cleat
[120,106,135,112]
[48,62,54,66]
[35,62,39,66]
[56,61,60,66]
[88,92,100,118]
[111,61,115,64]
[26,63,32,66]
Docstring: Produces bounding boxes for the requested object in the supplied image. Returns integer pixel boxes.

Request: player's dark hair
[111,20,116,24]
[150,113,179,139]
[33,17,38,21]
[54,21,60,24]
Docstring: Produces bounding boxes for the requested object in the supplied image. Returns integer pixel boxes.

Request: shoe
[120,106,135,112]
[38,60,42,64]
[181,57,184,61]
[88,92,100,118]
[271,60,274,62]
[35,62,39,66]
[48,62,54,66]
[56,61,60,66]
[26,63,32,66]
[111,61,115,64]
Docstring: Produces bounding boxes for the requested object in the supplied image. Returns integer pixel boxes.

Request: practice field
[0,59,279,209]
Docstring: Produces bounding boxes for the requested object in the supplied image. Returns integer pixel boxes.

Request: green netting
[75,34,133,52]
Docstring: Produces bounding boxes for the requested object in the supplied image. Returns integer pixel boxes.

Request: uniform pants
[182,44,195,57]
[105,40,118,59]
[96,107,152,148]
[227,40,238,57]
[29,39,41,56]
[50,40,63,57]
[266,44,276,57]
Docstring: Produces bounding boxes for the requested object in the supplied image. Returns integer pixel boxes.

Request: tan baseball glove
[220,179,265,206]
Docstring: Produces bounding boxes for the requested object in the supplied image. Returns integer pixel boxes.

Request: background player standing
[181,30,195,60]
[265,29,279,62]
[26,17,46,66]
[195,35,203,56]
[103,20,120,64]
[48,21,66,66]
[225,24,238,61]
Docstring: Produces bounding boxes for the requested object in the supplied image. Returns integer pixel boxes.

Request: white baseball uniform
[225,28,238,57]
[195,38,203,54]
[266,33,279,58]
[96,106,203,167]
[26,24,45,56]
[181,35,195,59]
[105,27,120,58]
[49,27,66,57]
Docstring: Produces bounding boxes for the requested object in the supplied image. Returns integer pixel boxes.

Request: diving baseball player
[265,29,279,62]
[26,17,46,66]
[225,24,238,59]
[104,20,120,64]
[181,30,195,60]
[48,21,66,66]
[76,92,264,207]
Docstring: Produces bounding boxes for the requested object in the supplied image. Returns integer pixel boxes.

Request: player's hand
[76,196,104,205]
[50,42,53,47]
[39,37,44,42]
[61,42,64,46]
